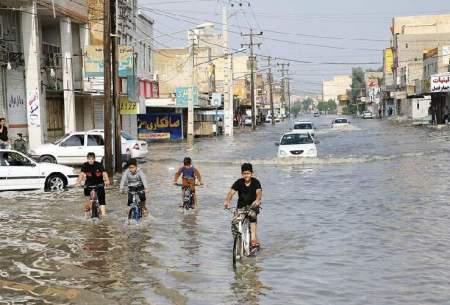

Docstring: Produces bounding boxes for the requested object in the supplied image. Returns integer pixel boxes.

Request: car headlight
[279,150,288,156]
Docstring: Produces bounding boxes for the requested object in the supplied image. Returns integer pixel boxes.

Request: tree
[317,99,337,114]
[351,67,365,104]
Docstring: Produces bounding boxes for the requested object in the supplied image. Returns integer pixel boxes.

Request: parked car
[276,132,318,158]
[331,118,350,129]
[313,111,320,117]
[292,121,315,137]
[28,130,142,165]
[362,111,374,119]
[274,116,281,123]
[0,149,78,191]
[91,129,148,159]
[244,116,253,126]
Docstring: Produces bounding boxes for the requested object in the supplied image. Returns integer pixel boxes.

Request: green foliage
[342,104,357,115]
[351,67,365,104]
[317,99,337,114]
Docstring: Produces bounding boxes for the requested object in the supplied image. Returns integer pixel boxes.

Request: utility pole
[187,31,197,144]
[287,69,291,120]
[112,0,122,173]
[103,0,113,178]
[223,4,234,136]
[277,62,289,120]
[241,29,263,130]
[267,56,275,126]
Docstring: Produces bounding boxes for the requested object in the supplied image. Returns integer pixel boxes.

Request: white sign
[27,90,41,127]
[6,70,27,127]
[443,46,450,65]
[431,74,450,93]
[211,92,222,107]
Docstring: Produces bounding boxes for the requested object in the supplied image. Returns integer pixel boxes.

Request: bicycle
[87,184,104,219]
[175,183,195,210]
[128,190,144,223]
[229,206,254,269]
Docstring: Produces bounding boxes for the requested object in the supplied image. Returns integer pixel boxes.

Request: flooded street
[2,116,450,305]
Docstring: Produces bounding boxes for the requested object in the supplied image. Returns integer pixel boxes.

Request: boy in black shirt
[76,152,110,216]
[224,163,262,248]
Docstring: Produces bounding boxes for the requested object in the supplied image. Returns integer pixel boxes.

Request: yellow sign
[120,96,139,115]
[384,48,394,75]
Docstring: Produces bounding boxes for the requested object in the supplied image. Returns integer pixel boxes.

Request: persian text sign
[176,87,199,107]
[431,74,450,93]
[84,46,104,77]
[138,113,183,141]
[119,46,134,77]
[27,90,41,127]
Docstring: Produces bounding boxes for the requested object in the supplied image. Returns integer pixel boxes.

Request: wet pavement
[2,115,450,304]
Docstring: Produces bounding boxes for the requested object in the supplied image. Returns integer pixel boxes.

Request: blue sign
[137,113,183,141]
[211,92,222,107]
[176,87,199,107]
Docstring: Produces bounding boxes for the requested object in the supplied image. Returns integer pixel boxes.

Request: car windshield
[54,134,70,145]
[334,119,348,124]
[280,133,313,145]
[294,123,313,130]
[121,131,135,140]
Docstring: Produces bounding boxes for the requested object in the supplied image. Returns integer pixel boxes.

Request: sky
[139,0,450,96]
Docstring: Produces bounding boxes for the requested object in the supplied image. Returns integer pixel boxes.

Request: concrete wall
[322,75,351,104]
[393,14,450,35]
[154,47,211,97]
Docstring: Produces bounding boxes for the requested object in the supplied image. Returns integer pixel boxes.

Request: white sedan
[29,130,147,165]
[0,149,78,191]
[362,111,374,119]
[292,121,315,137]
[277,132,318,158]
[331,118,351,129]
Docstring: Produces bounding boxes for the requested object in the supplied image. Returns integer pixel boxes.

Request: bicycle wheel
[242,219,250,256]
[91,201,99,218]
[233,234,242,268]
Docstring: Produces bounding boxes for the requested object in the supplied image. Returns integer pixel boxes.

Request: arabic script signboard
[137,113,183,141]
[431,74,450,93]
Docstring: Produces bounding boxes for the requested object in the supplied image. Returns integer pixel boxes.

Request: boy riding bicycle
[173,157,203,208]
[224,163,262,249]
[120,158,149,216]
[76,152,110,217]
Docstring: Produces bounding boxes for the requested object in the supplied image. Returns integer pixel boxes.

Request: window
[334,119,348,124]
[121,131,135,140]
[3,152,32,166]
[281,134,313,145]
[62,135,85,147]
[294,124,313,130]
[87,135,104,146]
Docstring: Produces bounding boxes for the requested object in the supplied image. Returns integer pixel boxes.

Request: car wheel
[39,155,57,163]
[45,174,66,192]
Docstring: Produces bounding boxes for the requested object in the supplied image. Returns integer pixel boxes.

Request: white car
[313,111,320,117]
[292,121,315,137]
[362,111,374,119]
[0,149,78,191]
[277,132,318,158]
[244,116,253,126]
[91,129,148,159]
[29,130,146,165]
[331,118,351,129]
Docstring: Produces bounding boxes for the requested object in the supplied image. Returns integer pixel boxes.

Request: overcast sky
[139,0,450,96]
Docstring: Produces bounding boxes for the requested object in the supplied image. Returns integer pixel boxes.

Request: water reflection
[231,262,267,305]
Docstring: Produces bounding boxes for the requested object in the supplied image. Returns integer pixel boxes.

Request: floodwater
[2,115,450,305]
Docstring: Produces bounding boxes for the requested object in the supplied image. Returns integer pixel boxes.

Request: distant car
[274,116,281,123]
[313,111,320,117]
[265,115,272,123]
[244,116,253,126]
[292,121,315,137]
[28,130,141,165]
[331,118,350,129]
[0,149,78,191]
[277,132,318,158]
[362,111,374,119]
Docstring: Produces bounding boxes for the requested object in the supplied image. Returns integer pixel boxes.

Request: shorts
[127,185,146,206]
[237,205,260,223]
[84,186,106,205]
